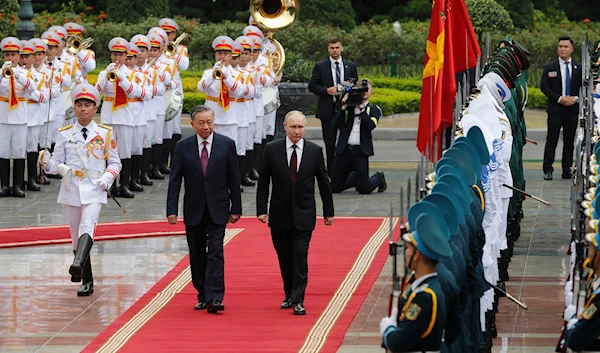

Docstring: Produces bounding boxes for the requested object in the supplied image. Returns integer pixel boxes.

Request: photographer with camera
[330,78,387,194]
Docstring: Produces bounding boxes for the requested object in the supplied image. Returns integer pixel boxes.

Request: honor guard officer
[380,212,451,353]
[197,36,248,144]
[96,38,144,198]
[330,78,387,194]
[124,42,151,193]
[131,34,157,188]
[20,40,48,192]
[159,18,189,174]
[63,22,96,84]
[146,30,172,180]
[0,37,38,197]
[39,83,121,297]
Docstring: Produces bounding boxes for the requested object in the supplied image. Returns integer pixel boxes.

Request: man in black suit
[541,36,583,180]
[331,78,387,194]
[256,110,335,315]
[308,36,359,173]
[167,105,242,314]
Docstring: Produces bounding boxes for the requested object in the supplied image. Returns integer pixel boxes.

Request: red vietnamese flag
[416,0,447,157]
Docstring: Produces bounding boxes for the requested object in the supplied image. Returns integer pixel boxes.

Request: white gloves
[213,61,223,70]
[564,304,577,321]
[94,172,114,191]
[106,63,117,72]
[565,291,573,308]
[567,318,578,330]
[39,150,51,168]
[57,164,71,176]
[58,164,72,191]
[116,69,127,82]
[379,307,398,335]
[29,90,41,102]
[12,66,21,79]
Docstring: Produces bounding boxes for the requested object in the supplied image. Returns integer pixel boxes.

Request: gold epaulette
[98,123,113,130]
[59,124,72,131]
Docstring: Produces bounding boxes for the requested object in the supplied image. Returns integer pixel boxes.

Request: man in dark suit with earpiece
[308,36,358,173]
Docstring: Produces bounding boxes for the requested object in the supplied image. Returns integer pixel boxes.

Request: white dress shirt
[348,100,369,146]
[559,57,572,98]
[329,57,344,85]
[197,132,214,159]
[75,121,93,143]
[286,136,304,172]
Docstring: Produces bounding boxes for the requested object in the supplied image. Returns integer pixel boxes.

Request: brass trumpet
[106,61,121,82]
[212,61,223,79]
[67,36,94,54]
[165,33,188,57]
[2,61,13,78]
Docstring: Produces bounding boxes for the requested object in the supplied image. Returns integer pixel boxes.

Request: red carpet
[0,220,186,248]
[83,217,394,353]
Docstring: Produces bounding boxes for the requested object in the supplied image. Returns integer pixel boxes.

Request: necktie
[565,61,571,96]
[201,141,209,176]
[334,62,341,85]
[82,128,88,140]
[289,145,297,183]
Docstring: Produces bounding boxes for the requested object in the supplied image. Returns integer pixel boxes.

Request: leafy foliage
[282,52,314,82]
[106,0,168,23]
[0,0,19,37]
[298,0,356,31]
[495,0,534,29]
[466,0,514,37]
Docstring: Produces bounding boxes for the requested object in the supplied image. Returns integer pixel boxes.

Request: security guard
[565,230,600,351]
[380,212,451,352]
[39,83,121,296]
[330,78,386,194]
[96,37,144,198]
[63,22,96,84]
[0,37,38,197]
[158,18,189,174]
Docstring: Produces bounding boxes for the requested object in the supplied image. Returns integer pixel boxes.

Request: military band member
[380,213,451,353]
[95,37,144,198]
[146,30,172,180]
[125,42,151,192]
[39,83,121,297]
[159,18,189,174]
[20,40,48,192]
[49,25,81,127]
[197,36,248,145]
[0,37,37,197]
[63,22,96,84]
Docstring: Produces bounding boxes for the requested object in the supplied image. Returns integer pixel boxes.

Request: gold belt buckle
[74,170,85,179]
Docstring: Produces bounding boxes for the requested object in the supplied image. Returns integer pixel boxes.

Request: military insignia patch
[110,139,117,150]
[135,76,141,84]
[406,303,421,321]
[87,135,105,150]
[583,304,597,320]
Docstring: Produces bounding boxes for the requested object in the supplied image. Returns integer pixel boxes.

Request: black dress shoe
[149,168,164,180]
[159,165,171,174]
[129,180,144,192]
[249,168,259,180]
[562,171,572,179]
[77,281,94,296]
[207,300,224,314]
[543,172,552,180]
[378,171,387,192]
[118,185,135,198]
[294,303,306,315]
[47,173,62,179]
[140,174,153,186]
[241,175,256,186]
[11,185,25,197]
[281,298,293,309]
[194,301,206,310]
[0,185,11,197]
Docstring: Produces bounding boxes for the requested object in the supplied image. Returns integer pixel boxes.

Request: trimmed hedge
[370,89,422,115]
[369,77,423,93]
[527,87,547,110]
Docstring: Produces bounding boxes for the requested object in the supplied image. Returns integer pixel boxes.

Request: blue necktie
[565,61,571,96]
[335,61,341,85]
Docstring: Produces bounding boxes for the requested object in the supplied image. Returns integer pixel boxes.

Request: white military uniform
[64,22,96,84]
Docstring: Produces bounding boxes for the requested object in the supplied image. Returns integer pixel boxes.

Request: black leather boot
[140,148,153,185]
[12,159,26,197]
[160,138,172,174]
[149,144,164,180]
[0,159,10,197]
[118,159,134,198]
[71,250,81,282]
[251,143,263,180]
[26,152,40,191]
[129,155,144,192]
[69,233,93,280]
[170,133,181,169]
[244,150,255,179]
[77,254,94,296]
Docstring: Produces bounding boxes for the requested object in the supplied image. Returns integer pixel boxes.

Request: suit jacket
[540,58,582,115]
[256,138,334,231]
[308,58,358,121]
[167,132,242,226]
[332,102,382,157]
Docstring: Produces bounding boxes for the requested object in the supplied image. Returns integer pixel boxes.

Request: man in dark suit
[330,78,387,194]
[541,36,583,180]
[256,110,335,316]
[308,36,359,173]
[167,105,242,314]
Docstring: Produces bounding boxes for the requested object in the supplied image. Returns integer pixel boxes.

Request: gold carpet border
[298,218,397,353]
[95,228,243,353]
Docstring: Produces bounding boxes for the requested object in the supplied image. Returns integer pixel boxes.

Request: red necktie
[289,145,297,183]
[201,141,209,175]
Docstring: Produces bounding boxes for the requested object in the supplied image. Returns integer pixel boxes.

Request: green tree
[390,0,432,22]
[495,0,534,28]
[0,0,19,37]
[107,0,169,23]
[298,0,356,31]
[466,0,514,41]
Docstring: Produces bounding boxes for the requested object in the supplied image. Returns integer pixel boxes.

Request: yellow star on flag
[422,30,445,89]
